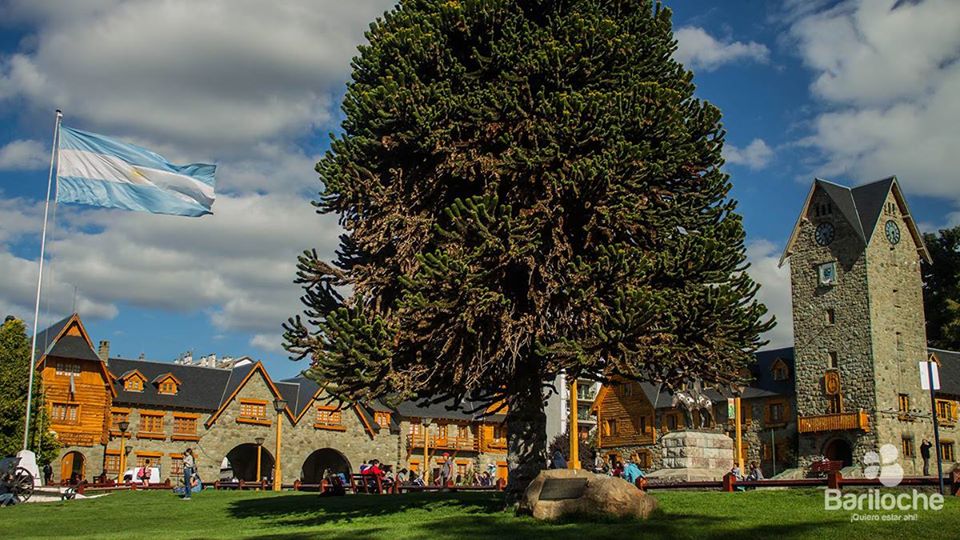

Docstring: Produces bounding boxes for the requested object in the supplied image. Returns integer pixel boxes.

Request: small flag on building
[57,126,217,217]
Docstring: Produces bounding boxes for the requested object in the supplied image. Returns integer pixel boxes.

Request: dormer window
[771,359,790,381]
[55,362,81,376]
[119,370,147,392]
[154,373,181,395]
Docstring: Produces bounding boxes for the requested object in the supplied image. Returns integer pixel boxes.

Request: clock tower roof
[779,176,931,266]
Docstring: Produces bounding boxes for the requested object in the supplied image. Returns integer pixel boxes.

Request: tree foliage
[923,226,960,350]
[0,316,59,463]
[286,0,772,496]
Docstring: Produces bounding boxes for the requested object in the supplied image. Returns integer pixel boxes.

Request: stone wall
[791,189,878,466]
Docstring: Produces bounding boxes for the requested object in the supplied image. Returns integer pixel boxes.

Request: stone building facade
[592,177,960,478]
[36,315,506,486]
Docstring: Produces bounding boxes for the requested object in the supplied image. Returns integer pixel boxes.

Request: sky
[1,0,959,380]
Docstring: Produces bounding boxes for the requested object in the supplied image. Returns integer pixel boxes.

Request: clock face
[885,220,901,245]
[815,222,835,246]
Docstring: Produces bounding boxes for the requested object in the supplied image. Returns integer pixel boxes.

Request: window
[170,454,184,476]
[239,400,268,421]
[768,402,785,424]
[898,394,910,414]
[139,413,164,434]
[902,437,914,458]
[158,380,178,395]
[111,409,129,429]
[941,442,955,462]
[409,422,422,436]
[603,419,617,436]
[135,453,161,469]
[55,362,81,376]
[51,402,79,425]
[615,383,632,397]
[896,332,903,352]
[666,414,677,431]
[828,352,839,369]
[124,377,144,392]
[173,415,197,439]
[456,461,468,477]
[772,361,789,381]
[375,412,391,428]
[492,425,506,443]
[827,394,842,414]
[315,406,342,428]
[104,452,121,475]
[936,400,958,424]
[826,309,836,325]
[638,415,648,434]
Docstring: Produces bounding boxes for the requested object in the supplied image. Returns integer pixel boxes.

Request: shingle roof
[391,397,489,421]
[110,357,232,411]
[930,348,960,397]
[276,376,318,418]
[217,363,256,408]
[751,347,796,397]
[851,177,896,242]
[33,314,75,361]
[47,335,101,363]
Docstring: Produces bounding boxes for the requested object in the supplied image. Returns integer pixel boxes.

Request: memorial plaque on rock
[538,477,588,501]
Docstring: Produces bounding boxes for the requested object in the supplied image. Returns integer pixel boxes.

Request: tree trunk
[504,364,547,505]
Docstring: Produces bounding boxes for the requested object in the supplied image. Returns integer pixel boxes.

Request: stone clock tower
[780,177,933,474]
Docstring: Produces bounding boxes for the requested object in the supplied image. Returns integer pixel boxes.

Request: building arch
[223,443,274,482]
[822,437,853,467]
[61,451,85,483]
[301,448,352,484]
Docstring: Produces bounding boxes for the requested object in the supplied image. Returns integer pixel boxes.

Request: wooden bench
[809,460,843,476]
[350,473,385,494]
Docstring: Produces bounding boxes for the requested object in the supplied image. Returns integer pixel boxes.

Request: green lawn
[4,488,958,539]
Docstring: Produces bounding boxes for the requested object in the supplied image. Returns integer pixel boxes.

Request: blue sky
[1,0,959,380]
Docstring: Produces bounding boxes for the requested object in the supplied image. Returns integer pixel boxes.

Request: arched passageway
[61,451,85,483]
[823,438,853,467]
[224,443,274,482]
[301,448,352,484]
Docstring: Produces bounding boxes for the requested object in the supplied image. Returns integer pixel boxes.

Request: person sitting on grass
[0,473,17,507]
[173,473,202,496]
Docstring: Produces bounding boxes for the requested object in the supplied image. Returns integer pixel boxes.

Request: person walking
[920,439,933,476]
[182,448,196,500]
[43,463,53,486]
[440,453,454,488]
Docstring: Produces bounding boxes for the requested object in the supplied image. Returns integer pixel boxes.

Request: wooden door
[61,452,85,483]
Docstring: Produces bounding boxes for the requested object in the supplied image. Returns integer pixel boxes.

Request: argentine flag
[57,126,216,217]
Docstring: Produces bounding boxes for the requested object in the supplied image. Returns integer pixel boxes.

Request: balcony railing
[797,410,870,433]
[407,435,479,452]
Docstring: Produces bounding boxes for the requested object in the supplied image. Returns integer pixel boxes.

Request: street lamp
[117,420,130,483]
[422,417,432,485]
[273,398,286,491]
[255,436,265,488]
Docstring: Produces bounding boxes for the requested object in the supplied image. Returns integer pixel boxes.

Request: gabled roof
[204,361,295,427]
[151,372,182,385]
[47,335,102,363]
[118,369,147,382]
[779,177,932,266]
[35,313,116,397]
[278,375,322,420]
[111,357,231,411]
[929,348,960,397]
[33,314,74,361]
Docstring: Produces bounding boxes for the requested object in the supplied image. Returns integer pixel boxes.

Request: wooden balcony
[798,410,870,434]
[407,435,479,452]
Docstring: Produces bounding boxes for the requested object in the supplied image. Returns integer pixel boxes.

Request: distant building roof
[930,348,960,397]
[110,357,232,412]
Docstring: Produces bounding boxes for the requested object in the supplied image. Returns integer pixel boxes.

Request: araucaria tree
[285,0,772,499]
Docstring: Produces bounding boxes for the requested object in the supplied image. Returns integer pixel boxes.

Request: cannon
[0,455,35,505]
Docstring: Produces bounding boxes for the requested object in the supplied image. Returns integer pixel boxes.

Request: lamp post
[255,436,265,489]
[569,377,581,469]
[273,398,286,491]
[732,384,745,472]
[422,417,432,484]
[117,420,130,483]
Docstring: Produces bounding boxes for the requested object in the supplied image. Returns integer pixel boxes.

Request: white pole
[23,109,63,451]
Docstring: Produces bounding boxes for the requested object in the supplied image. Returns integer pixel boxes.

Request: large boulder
[518,469,657,521]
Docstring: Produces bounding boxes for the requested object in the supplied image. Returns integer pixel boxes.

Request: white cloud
[674,26,770,71]
[0,139,47,170]
[724,139,774,170]
[745,240,793,349]
[0,1,396,351]
[790,0,960,203]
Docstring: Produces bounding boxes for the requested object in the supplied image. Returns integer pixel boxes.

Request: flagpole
[23,109,63,451]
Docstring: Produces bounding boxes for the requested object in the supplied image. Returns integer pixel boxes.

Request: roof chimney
[98,340,110,363]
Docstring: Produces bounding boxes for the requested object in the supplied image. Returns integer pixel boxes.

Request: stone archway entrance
[301,448,352,484]
[224,443,274,482]
[61,451,85,483]
[823,438,853,467]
